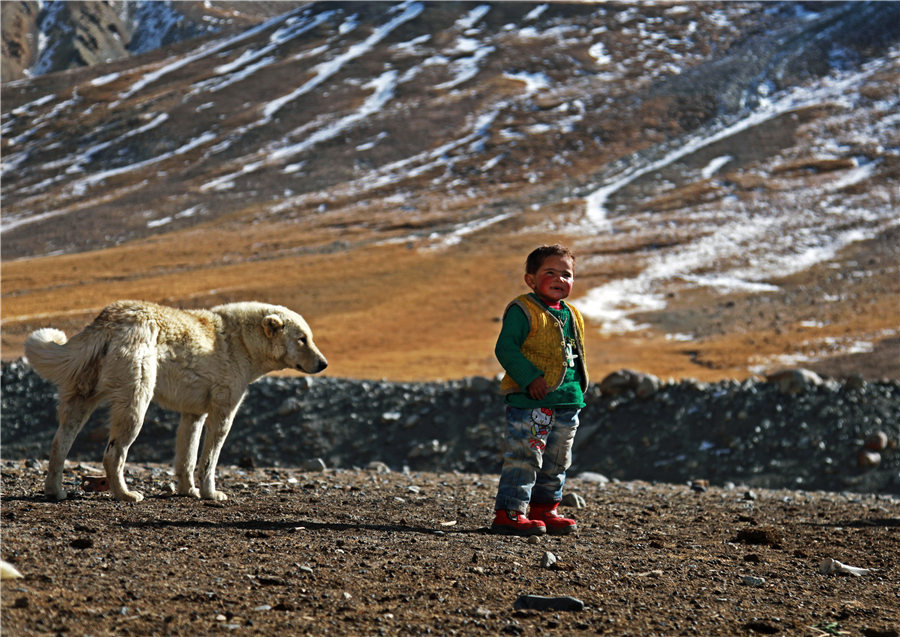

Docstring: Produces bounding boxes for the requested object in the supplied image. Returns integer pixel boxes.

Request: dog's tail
[24,327,105,392]
[24,328,70,385]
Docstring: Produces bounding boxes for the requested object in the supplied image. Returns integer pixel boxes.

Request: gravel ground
[2,361,899,636]
[1,464,898,636]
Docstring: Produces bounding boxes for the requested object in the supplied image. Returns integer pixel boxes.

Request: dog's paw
[176,480,200,498]
[117,490,144,503]
[45,489,68,501]
[202,490,228,502]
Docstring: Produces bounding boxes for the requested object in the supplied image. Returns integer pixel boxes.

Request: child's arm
[495,304,544,394]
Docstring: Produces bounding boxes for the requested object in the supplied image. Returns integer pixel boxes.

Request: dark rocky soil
[3,361,898,494]
[3,361,900,636]
[2,463,898,636]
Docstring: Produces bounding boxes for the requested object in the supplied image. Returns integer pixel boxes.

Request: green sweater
[495,294,586,409]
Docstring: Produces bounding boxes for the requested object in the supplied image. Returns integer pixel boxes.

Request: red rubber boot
[529,501,577,535]
[491,509,547,536]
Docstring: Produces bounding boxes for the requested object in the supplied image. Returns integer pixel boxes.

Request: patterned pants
[494,406,580,513]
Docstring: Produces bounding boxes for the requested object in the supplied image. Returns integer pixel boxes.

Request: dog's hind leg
[174,413,206,498]
[45,392,100,501]
[103,351,157,503]
[104,397,152,503]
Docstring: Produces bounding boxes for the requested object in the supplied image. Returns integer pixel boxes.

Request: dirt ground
[1,462,898,636]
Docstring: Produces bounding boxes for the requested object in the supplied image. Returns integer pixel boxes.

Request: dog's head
[260,307,328,375]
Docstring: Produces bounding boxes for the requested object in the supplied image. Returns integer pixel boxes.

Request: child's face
[525,254,574,306]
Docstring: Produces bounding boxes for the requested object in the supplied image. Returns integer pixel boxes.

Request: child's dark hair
[525,244,575,274]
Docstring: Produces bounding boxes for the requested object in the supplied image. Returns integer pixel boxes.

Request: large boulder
[597,369,661,399]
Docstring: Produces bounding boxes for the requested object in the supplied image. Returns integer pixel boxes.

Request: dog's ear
[262,314,284,338]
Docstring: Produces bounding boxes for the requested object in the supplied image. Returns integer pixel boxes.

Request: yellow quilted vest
[500,294,589,395]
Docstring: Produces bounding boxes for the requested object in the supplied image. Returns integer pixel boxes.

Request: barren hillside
[2,1,899,382]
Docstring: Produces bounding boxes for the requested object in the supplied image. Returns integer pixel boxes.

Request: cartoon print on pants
[529,407,553,451]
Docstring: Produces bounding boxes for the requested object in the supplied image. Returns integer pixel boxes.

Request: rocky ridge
[1,1,304,82]
[3,360,897,495]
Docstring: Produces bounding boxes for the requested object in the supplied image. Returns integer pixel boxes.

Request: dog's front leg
[174,413,206,498]
[197,406,239,501]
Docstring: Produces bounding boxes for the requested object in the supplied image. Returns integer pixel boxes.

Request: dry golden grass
[4,210,897,383]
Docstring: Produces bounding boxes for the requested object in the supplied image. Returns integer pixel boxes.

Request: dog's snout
[298,358,328,374]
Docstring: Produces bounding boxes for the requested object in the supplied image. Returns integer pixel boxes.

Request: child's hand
[527,376,549,400]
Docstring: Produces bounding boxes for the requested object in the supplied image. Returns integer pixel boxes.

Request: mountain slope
[2,1,898,381]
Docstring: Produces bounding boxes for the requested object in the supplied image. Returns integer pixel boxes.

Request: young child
[491,244,589,536]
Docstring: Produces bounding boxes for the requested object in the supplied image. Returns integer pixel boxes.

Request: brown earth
[2,463,898,636]
[2,212,899,383]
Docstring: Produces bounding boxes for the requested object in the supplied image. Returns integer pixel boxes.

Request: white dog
[25,300,328,503]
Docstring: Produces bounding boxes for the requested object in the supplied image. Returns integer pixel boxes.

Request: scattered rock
[635,374,661,399]
[732,526,781,546]
[272,602,295,612]
[864,431,889,452]
[844,374,867,391]
[576,472,609,486]
[597,369,661,398]
[766,368,823,395]
[742,575,766,587]
[513,595,584,612]
[561,492,586,508]
[253,574,287,586]
[81,475,109,492]
[690,479,709,492]
[540,552,557,568]
[277,397,303,416]
[858,450,882,469]
[301,458,327,472]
